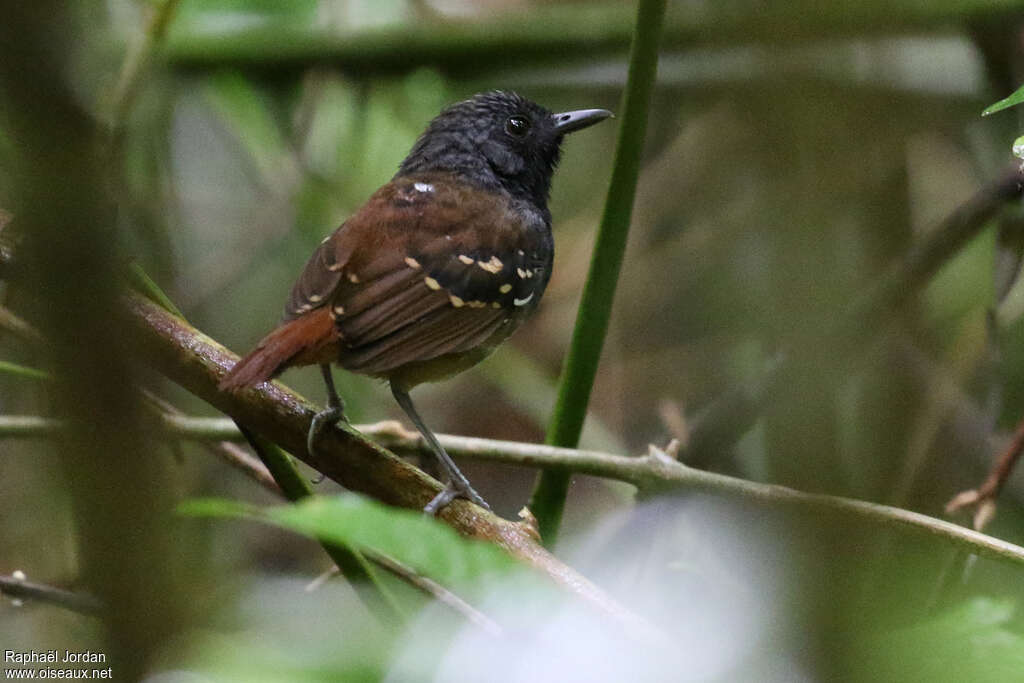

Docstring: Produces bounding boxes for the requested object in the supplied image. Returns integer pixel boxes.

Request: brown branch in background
[0,572,103,616]
[684,165,1024,466]
[947,416,1024,531]
[123,293,656,636]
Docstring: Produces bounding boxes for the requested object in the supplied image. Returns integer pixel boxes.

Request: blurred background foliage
[4,0,1024,680]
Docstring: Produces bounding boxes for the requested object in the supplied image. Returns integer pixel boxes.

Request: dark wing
[283,173,551,377]
[283,226,357,321]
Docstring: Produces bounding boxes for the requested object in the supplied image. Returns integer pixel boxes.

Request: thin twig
[5,413,1024,565]
[0,572,103,616]
[142,393,282,494]
[361,550,502,636]
[209,438,281,493]
[947,416,1024,530]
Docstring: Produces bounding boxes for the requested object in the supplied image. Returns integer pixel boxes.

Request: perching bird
[219,91,611,514]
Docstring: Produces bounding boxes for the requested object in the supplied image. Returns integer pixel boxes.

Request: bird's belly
[382,346,495,390]
[340,310,525,390]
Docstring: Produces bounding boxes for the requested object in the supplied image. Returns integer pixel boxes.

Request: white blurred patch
[388,495,813,682]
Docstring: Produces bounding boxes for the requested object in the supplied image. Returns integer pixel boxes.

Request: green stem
[235,425,405,622]
[0,360,50,382]
[107,0,182,134]
[125,262,184,318]
[531,0,666,545]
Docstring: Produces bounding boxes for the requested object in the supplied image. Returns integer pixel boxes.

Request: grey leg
[307,365,347,476]
[390,383,490,514]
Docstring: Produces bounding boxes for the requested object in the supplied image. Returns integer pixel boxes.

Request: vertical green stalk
[530,0,666,545]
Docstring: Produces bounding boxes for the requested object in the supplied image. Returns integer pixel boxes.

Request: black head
[397,91,610,209]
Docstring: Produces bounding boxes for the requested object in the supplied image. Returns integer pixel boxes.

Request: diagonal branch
[0,572,103,616]
[7,413,1024,565]
[122,292,654,635]
[684,164,1024,465]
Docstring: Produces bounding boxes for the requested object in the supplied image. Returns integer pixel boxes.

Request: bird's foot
[424,480,490,516]
[307,405,347,460]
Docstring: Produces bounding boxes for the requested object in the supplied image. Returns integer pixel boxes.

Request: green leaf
[0,360,50,381]
[125,262,185,318]
[203,70,299,192]
[982,84,1024,116]
[924,223,996,329]
[852,598,1024,683]
[181,494,520,591]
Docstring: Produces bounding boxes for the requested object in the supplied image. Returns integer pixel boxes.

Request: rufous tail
[219,308,337,390]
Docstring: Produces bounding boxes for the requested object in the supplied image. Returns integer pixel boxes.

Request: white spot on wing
[405,257,421,269]
[477,255,503,273]
[414,182,434,193]
[424,276,441,290]
[513,292,534,307]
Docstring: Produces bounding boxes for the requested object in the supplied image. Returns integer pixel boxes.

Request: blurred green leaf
[125,261,185,318]
[181,494,520,591]
[176,0,320,26]
[853,598,1024,682]
[923,224,996,331]
[982,84,1024,116]
[203,70,299,192]
[0,360,50,381]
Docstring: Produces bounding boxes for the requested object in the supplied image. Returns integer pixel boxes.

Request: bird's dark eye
[504,115,531,137]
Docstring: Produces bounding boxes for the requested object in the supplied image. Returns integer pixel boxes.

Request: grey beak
[552,108,613,134]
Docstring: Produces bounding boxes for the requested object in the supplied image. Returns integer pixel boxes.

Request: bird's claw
[423,481,490,516]
[307,406,346,460]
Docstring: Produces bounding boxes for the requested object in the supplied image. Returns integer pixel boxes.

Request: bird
[219,91,611,514]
